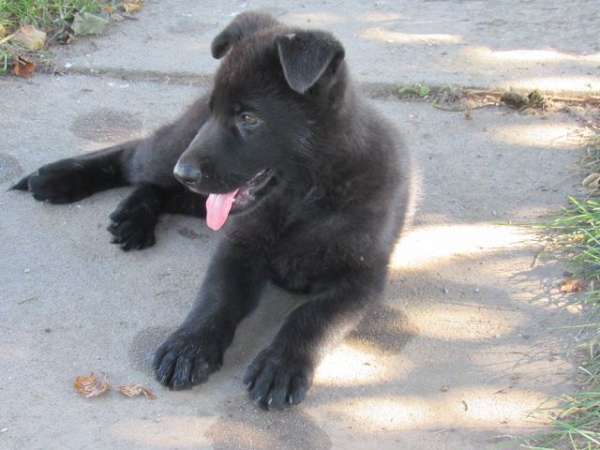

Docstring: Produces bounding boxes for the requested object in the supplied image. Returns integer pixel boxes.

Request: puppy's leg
[13,94,211,249]
[153,240,266,390]
[244,272,383,409]
[107,184,164,251]
[11,141,139,204]
[108,186,207,250]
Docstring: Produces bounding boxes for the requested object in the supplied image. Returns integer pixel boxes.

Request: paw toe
[245,351,313,410]
[108,209,157,251]
[153,333,222,390]
[288,374,309,405]
[171,356,194,390]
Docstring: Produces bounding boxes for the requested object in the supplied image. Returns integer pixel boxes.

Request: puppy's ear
[276,31,345,94]
[212,12,279,59]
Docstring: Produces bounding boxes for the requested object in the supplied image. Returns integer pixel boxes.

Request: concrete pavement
[55,0,600,94]
[1,1,598,449]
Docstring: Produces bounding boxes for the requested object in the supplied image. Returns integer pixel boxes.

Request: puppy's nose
[173,162,202,186]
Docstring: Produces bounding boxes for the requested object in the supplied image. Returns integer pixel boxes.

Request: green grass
[397,83,431,98]
[0,0,106,75]
[0,0,102,34]
[0,46,9,73]
[547,197,600,284]
[525,197,600,449]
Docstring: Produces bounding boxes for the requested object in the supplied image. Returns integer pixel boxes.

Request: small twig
[530,246,546,268]
[18,296,38,305]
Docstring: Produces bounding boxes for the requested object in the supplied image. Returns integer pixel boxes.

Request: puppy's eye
[239,112,260,126]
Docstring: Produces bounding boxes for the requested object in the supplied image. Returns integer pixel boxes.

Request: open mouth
[205,169,276,231]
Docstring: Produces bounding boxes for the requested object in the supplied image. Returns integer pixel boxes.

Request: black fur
[12,12,410,410]
[276,31,345,94]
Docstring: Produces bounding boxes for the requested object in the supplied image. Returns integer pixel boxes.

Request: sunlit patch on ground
[111,416,214,448]
[465,47,600,65]
[499,76,600,93]
[409,304,522,341]
[315,344,414,386]
[362,12,403,23]
[493,123,593,150]
[360,27,463,45]
[323,388,554,431]
[389,224,533,271]
[470,342,572,380]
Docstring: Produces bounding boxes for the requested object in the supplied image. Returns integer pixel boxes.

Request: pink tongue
[205,190,238,231]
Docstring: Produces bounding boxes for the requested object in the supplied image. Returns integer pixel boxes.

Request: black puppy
[13,12,411,409]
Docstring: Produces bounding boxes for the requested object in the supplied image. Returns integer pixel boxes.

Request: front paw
[11,159,92,204]
[153,331,223,390]
[108,195,158,251]
[244,348,314,410]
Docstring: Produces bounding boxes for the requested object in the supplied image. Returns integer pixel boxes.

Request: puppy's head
[174,12,347,230]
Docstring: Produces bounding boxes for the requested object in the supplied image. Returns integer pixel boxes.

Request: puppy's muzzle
[173,162,202,187]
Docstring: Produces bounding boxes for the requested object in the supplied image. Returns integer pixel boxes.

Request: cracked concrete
[0,1,597,449]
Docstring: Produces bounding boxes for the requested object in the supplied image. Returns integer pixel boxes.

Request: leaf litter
[118,384,156,400]
[122,1,143,14]
[72,12,110,36]
[74,372,156,400]
[1,1,145,78]
[559,278,586,294]
[74,372,110,398]
[13,55,36,78]
[10,25,46,51]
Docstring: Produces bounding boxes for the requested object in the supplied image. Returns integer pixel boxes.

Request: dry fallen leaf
[582,173,600,190]
[12,25,46,51]
[74,372,110,398]
[122,1,143,13]
[13,56,36,78]
[559,279,585,294]
[118,384,156,400]
[55,29,74,45]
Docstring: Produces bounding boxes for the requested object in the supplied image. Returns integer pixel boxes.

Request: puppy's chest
[267,247,323,294]
[265,229,337,294]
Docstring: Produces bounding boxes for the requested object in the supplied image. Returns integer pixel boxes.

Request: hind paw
[11,159,93,204]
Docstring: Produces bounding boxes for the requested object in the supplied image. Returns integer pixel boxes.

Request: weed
[0,46,9,73]
[397,83,431,98]
[0,0,105,75]
[526,196,600,449]
[0,0,102,34]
